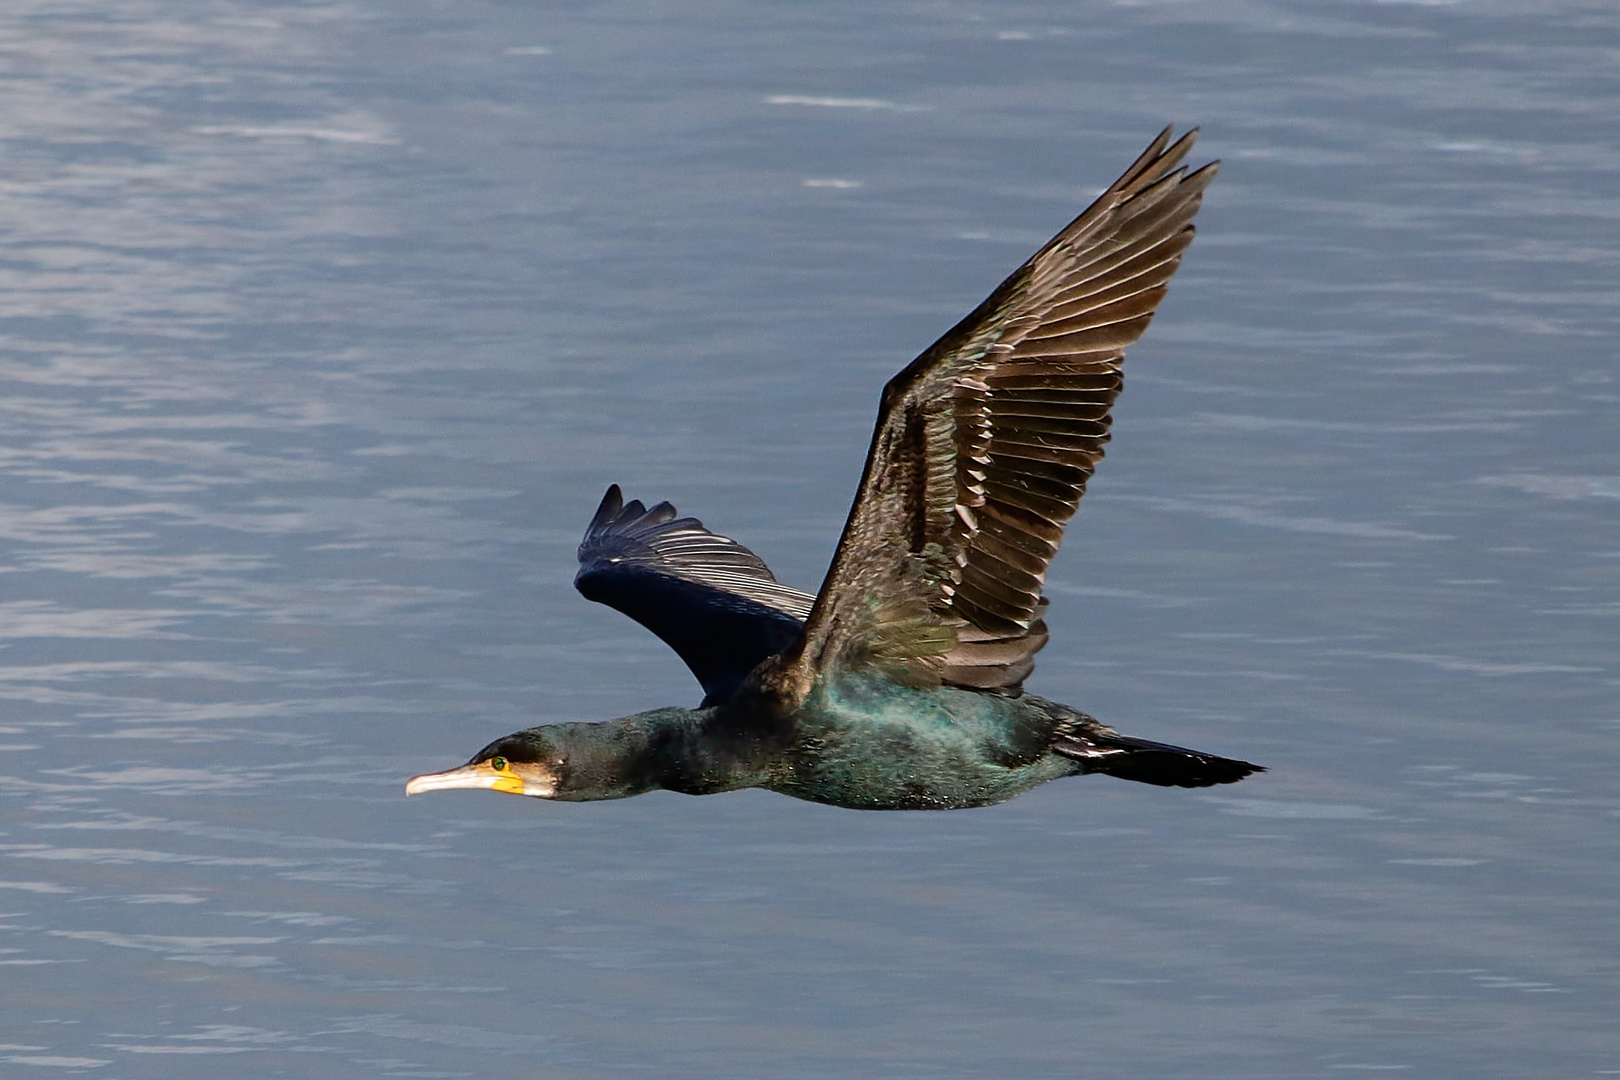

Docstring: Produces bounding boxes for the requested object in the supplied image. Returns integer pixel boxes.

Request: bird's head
[404,712,696,802]
[405,729,565,800]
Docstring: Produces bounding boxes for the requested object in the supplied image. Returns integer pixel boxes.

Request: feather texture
[575,486,812,705]
[776,128,1215,700]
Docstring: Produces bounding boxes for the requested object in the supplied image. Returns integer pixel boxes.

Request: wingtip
[586,484,625,536]
[1112,125,1207,203]
[1163,125,1199,163]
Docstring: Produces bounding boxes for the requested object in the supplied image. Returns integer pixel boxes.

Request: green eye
[489,756,508,772]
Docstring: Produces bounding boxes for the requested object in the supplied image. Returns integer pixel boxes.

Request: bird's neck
[546,706,779,801]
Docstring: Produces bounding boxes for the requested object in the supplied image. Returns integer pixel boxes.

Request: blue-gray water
[1,1,1616,1076]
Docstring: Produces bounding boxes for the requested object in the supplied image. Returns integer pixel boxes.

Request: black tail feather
[1054,731,1264,789]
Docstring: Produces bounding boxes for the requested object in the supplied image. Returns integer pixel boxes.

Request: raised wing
[775,128,1215,701]
[575,485,814,706]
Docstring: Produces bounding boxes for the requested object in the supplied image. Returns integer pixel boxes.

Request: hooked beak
[405,761,535,797]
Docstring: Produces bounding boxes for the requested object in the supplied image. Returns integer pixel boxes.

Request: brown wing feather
[769,128,1216,703]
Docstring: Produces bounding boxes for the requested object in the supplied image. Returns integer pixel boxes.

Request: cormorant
[406,127,1263,811]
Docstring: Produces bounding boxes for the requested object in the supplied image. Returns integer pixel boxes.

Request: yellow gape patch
[485,757,525,795]
[488,771,525,795]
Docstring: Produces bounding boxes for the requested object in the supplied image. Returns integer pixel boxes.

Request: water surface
[0,1,1616,1077]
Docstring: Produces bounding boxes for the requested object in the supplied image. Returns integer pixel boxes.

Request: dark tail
[1054,730,1264,789]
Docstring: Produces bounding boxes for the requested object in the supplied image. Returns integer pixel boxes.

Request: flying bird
[406,127,1262,811]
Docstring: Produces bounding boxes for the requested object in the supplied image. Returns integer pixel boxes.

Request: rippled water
[1,1,1616,1076]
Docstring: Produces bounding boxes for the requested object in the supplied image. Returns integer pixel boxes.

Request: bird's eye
[489,756,508,772]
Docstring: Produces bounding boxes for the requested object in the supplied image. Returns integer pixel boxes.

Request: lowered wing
[575,485,814,705]
[774,128,1215,701]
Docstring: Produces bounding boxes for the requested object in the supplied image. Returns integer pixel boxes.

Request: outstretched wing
[575,485,814,705]
[774,128,1215,701]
